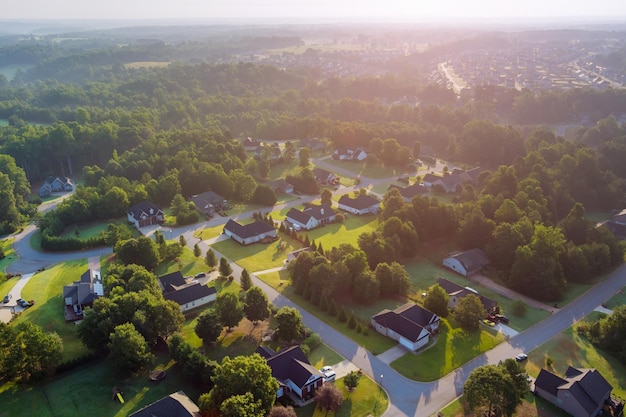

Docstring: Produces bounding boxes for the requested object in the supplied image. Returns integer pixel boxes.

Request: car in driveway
[2,294,11,303]
[194,272,207,279]
[515,353,528,362]
[16,298,33,309]
[320,365,333,373]
[495,314,510,324]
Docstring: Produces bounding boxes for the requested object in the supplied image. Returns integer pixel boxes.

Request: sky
[2,0,626,21]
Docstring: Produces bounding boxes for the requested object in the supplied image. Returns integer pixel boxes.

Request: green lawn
[153,246,209,277]
[307,343,344,370]
[437,391,572,417]
[296,375,389,417]
[0,353,204,417]
[212,233,299,273]
[0,237,16,272]
[604,286,626,309]
[319,159,401,179]
[0,274,20,300]
[258,270,396,354]
[585,211,611,224]
[404,260,550,331]
[16,260,91,361]
[193,224,227,241]
[59,221,109,240]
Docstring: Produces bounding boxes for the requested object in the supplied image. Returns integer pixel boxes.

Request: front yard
[0,237,16,272]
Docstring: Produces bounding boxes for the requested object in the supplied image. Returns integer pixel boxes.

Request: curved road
[6,176,626,417]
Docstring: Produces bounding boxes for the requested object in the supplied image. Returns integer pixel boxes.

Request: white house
[337,194,380,215]
[158,271,217,312]
[223,219,277,245]
[443,248,490,277]
[371,303,440,351]
[285,205,336,230]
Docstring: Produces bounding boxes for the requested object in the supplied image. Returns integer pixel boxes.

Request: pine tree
[193,243,201,257]
[348,312,357,329]
[356,323,363,333]
[179,234,187,247]
[240,269,252,291]
[328,300,338,316]
[310,240,317,251]
[319,294,329,311]
[279,222,286,233]
[337,306,347,322]
[205,249,217,269]
[317,242,325,256]
[268,215,274,226]
[304,235,310,247]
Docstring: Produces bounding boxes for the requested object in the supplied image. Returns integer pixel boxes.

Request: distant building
[436,277,497,313]
[387,183,428,202]
[443,249,490,277]
[39,176,74,197]
[312,168,336,185]
[223,219,277,245]
[267,179,294,194]
[242,137,262,151]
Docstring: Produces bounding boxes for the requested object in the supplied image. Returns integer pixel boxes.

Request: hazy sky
[3,0,626,20]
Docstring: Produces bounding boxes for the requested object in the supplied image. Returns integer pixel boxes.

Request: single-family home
[285,204,336,231]
[443,248,490,277]
[190,191,228,217]
[39,176,74,197]
[534,367,615,417]
[255,143,282,162]
[436,277,497,313]
[332,147,367,162]
[268,178,294,194]
[62,269,104,321]
[371,303,440,352]
[337,194,380,215]
[223,219,277,245]
[158,271,217,312]
[604,208,626,240]
[258,345,325,401]
[242,137,262,151]
[422,173,441,188]
[312,168,336,185]
[387,183,428,202]
[127,201,164,228]
[129,391,200,417]
[286,247,312,263]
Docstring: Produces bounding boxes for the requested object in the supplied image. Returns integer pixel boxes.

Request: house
[260,345,325,401]
[312,168,336,185]
[268,178,294,194]
[127,201,164,228]
[286,247,312,263]
[223,219,277,245]
[443,248,490,277]
[332,147,367,162]
[422,173,441,188]
[604,209,626,240]
[39,176,74,197]
[158,271,217,312]
[62,269,104,321]
[242,137,262,151]
[387,183,428,202]
[371,303,440,351]
[436,277,497,313]
[337,194,380,215]
[285,204,336,231]
[255,143,282,162]
[534,367,614,417]
[129,391,200,417]
[190,191,228,217]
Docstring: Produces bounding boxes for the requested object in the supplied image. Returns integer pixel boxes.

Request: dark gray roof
[450,249,490,272]
[62,269,102,306]
[535,368,567,396]
[304,204,335,220]
[128,201,163,220]
[313,168,333,180]
[265,346,324,388]
[338,194,380,210]
[129,391,200,417]
[286,207,313,225]
[190,191,226,212]
[255,346,276,359]
[436,278,497,312]
[163,282,216,306]
[224,219,275,239]
[159,271,186,292]
[372,303,438,343]
[422,173,440,183]
[387,184,428,199]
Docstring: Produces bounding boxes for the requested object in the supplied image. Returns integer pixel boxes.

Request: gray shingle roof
[128,200,163,220]
[224,219,275,239]
[372,303,438,343]
[129,391,200,417]
[265,346,324,389]
[450,249,490,272]
[436,277,497,312]
[338,194,380,210]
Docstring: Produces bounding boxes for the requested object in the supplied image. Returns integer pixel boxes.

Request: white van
[323,370,336,382]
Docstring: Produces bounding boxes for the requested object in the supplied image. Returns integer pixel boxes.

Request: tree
[193,243,201,257]
[216,292,244,331]
[114,237,160,270]
[344,370,362,391]
[299,146,311,167]
[453,294,486,331]
[240,269,253,291]
[219,257,233,278]
[244,287,271,324]
[464,365,520,417]
[424,284,450,318]
[108,323,154,373]
[269,405,297,417]
[195,309,223,345]
[220,392,265,417]
[321,189,332,206]
[315,383,344,415]
[274,306,304,342]
[252,184,277,206]
[209,354,279,415]
[205,248,217,269]
[179,234,187,247]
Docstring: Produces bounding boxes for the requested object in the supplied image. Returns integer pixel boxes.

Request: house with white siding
[337,194,380,215]
[371,303,439,352]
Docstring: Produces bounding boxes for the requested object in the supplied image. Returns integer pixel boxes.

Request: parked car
[482,319,495,327]
[194,272,207,279]
[323,370,336,382]
[2,294,11,303]
[320,366,333,373]
[515,353,528,362]
[16,298,33,309]
[495,314,510,324]
[486,314,496,322]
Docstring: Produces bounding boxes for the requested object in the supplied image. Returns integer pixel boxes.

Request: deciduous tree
[453,294,486,331]
[244,287,271,324]
[108,323,153,373]
[315,383,344,415]
[195,309,223,345]
[464,364,520,417]
[216,292,244,331]
[424,284,450,318]
[274,306,304,342]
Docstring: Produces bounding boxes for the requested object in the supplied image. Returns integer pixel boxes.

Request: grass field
[390,319,505,381]
[16,260,91,361]
[153,246,209,277]
[59,221,110,240]
[604,286,626,309]
[438,392,572,417]
[296,374,389,417]
[212,233,299,273]
[0,237,16,272]
[319,159,402,179]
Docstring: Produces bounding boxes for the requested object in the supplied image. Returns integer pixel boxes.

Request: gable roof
[449,249,490,272]
[286,207,314,225]
[313,168,333,180]
[265,346,324,389]
[436,277,497,312]
[164,282,216,305]
[338,194,380,210]
[304,204,335,220]
[128,201,163,220]
[224,219,275,239]
[372,303,438,343]
[159,271,187,291]
[190,191,226,211]
[129,391,200,417]
[422,173,441,184]
[536,367,612,415]
[387,183,428,199]
[62,269,103,306]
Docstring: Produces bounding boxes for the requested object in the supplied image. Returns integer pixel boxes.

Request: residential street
[4,174,626,417]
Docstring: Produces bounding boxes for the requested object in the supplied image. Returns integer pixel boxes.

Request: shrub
[302,333,322,351]
[546,357,553,367]
[337,307,347,322]
[511,299,527,317]
[347,313,357,329]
